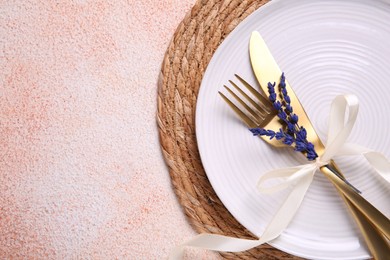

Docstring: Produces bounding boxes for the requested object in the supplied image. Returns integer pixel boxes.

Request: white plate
[196,0,390,259]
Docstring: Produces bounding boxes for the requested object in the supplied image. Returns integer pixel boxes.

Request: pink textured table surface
[0,1,218,259]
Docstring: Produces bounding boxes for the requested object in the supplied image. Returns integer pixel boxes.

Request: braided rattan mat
[157,0,302,259]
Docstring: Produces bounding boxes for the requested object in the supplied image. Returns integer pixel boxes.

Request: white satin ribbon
[170,95,390,259]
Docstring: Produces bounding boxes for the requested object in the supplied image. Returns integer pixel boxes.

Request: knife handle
[320,165,390,240]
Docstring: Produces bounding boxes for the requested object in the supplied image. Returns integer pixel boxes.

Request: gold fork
[219,74,390,259]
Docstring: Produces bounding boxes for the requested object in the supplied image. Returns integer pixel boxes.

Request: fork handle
[320,165,390,240]
[341,195,390,259]
[326,162,390,258]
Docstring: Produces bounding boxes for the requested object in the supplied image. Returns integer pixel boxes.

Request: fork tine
[218,91,258,128]
[228,80,268,121]
[234,74,273,114]
[223,85,263,124]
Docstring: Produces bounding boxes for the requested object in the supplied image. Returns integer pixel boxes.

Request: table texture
[0,0,218,259]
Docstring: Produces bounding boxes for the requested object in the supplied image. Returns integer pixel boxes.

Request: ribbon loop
[322,95,359,162]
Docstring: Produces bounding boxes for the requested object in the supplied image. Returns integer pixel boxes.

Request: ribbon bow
[170,95,390,259]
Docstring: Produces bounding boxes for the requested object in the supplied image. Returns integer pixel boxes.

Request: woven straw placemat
[157,0,302,259]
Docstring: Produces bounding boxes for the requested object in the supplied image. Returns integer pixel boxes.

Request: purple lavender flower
[307,150,318,161]
[285,104,293,114]
[275,129,284,140]
[279,73,290,104]
[250,128,268,136]
[278,111,287,121]
[296,127,307,141]
[306,142,315,150]
[295,141,306,152]
[273,101,282,111]
[284,95,291,104]
[280,73,286,87]
[265,130,276,139]
[269,93,277,103]
[287,123,295,133]
[289,114,299,124]
[283,134,294,145]
[306,142,318,159]
[268,82,276,93]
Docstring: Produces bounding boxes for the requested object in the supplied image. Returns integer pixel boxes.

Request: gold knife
[249,31,390,258]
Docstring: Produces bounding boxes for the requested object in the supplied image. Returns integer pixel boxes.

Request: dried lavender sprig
[250,73,318,161]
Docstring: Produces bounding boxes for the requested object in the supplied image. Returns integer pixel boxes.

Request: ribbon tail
[169,165,316,259]
[336,143,372,156]
[336,143,390,184]
[364,152,390,183]
[169,233,265,260]
[259,165,316,241]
